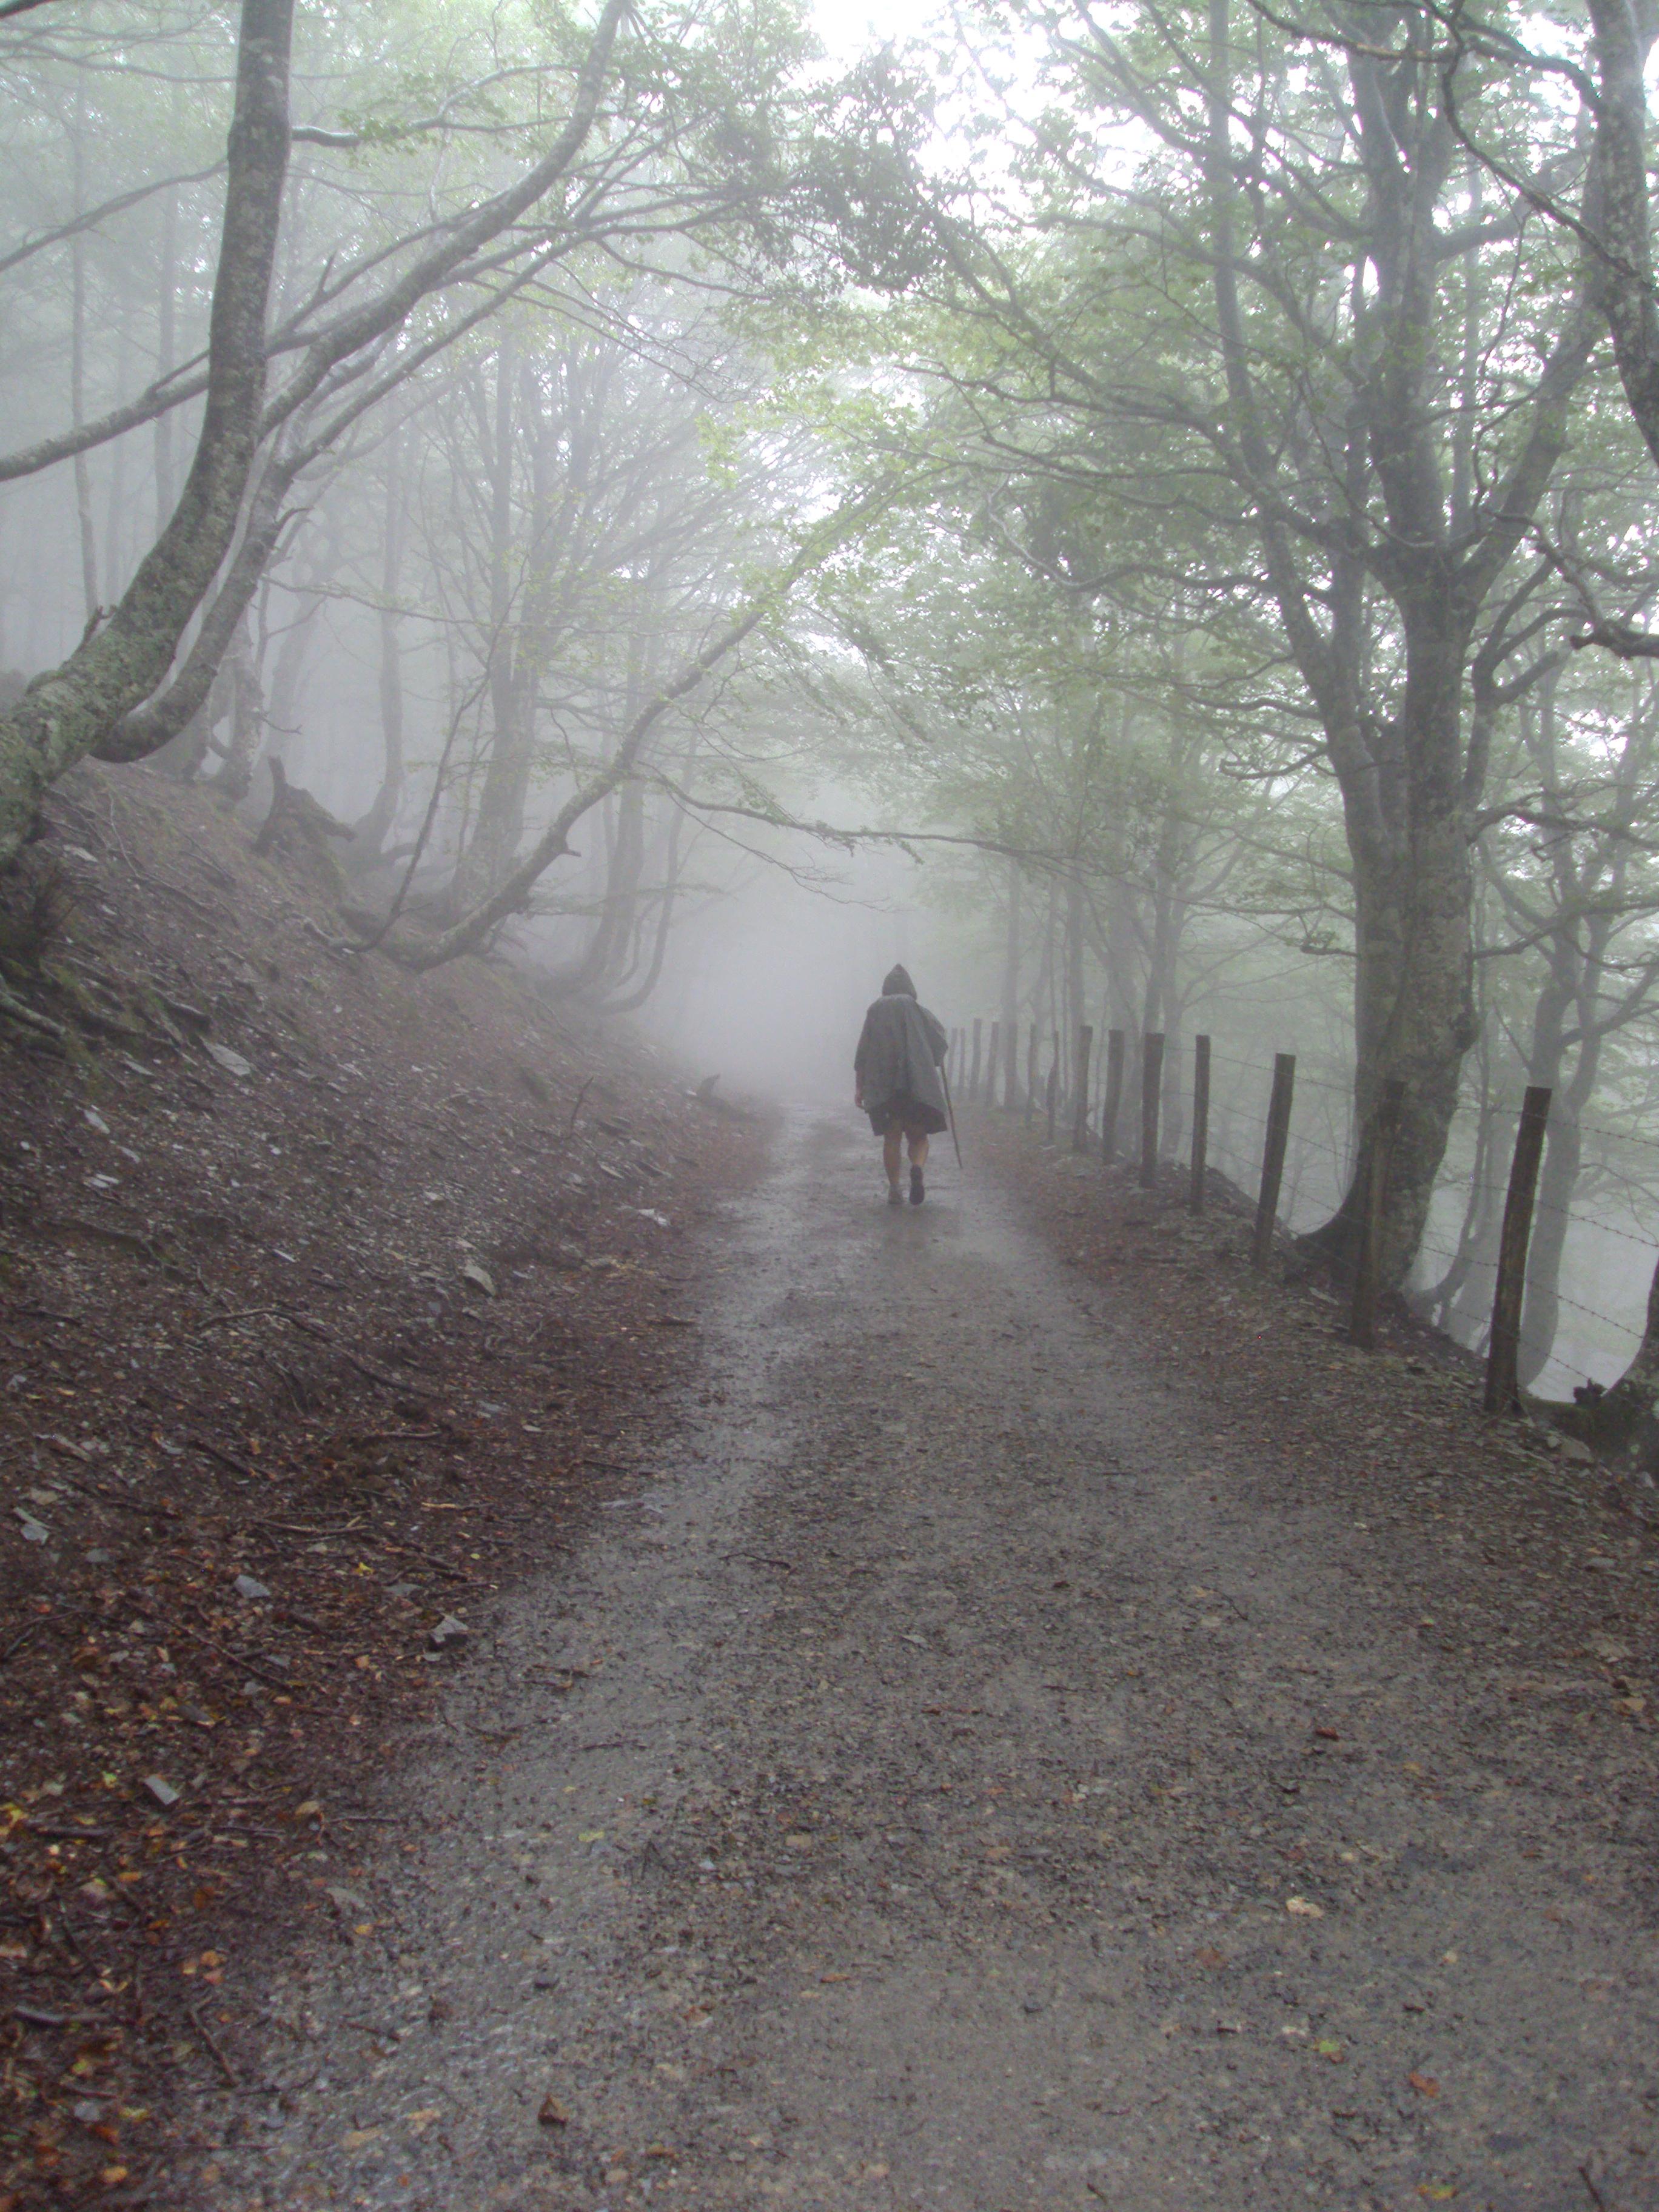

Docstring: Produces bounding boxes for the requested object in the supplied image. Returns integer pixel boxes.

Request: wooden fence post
[1484,1086,1552,1413]
[1140,1031,1165,1188]
[1100,1028,1125,1164]
[969,1018,982,1103]
[987,1022,1001,1109]
[1025,1024,1038,1126]
[1189,1034,1211,1212]
[1004,1019,1018,1111]
[1071,1024,1094,1153]
[1349,1078,1405,1347]
[1252,1053,1296,1270]
[1045,1034,1058,1145]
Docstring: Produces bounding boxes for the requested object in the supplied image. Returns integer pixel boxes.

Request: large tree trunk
[0,0,293,867]
[1347,805,1478,1281]
[1299,834,1475,1284]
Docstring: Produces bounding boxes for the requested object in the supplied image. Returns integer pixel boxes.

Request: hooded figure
[854,964,950,1205]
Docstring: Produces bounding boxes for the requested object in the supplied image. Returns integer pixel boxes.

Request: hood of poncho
[882,964,917,998]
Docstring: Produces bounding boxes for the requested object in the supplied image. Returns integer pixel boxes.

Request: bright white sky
[811,0,945,62]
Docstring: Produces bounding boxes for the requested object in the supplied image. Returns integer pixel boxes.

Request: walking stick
[942,1064,964,1170]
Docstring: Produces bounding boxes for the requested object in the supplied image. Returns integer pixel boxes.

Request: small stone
[427,1615,469,1651]
[82,1108,110,1136]
[537,2093,571,2128]
[143,1774,179,1808]
[461,1259,495,1296]
[233,1574,272,1601]
[1586,1556,1618,1574]
[204,1042,253,1078]
[1588,1634,1632,1664]
[1558,1436,1595,1465]
[13,1509,48,1544]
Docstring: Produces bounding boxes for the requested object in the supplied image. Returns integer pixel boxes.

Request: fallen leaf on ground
[1285,1896,1324,1917]
[538,2094,570,2128]
[1409,2071,1441,2097]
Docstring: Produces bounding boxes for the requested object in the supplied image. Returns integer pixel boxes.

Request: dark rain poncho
[854,965,949,1136]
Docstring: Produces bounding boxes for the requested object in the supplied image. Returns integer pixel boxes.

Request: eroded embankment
[0,763,753,2209]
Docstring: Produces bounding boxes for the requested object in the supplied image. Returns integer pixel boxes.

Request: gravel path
[210,1110,1657,2212]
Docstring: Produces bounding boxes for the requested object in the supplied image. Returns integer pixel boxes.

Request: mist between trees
[9,0,1659,1432]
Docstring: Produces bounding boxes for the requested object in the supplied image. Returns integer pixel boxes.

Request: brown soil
[0,765,756,2210]
[971,1108,1659,1721]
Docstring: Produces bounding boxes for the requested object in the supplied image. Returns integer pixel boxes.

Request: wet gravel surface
[202,1110,1659,2212]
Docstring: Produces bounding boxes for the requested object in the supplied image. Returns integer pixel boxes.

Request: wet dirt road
[213,1110,1658,2212]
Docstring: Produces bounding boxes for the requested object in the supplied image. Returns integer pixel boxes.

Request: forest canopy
[7,0,1659,1406]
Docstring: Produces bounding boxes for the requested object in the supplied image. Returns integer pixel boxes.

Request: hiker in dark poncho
[854,964,950,1206]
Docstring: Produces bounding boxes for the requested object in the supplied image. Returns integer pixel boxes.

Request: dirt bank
[0,766,754,2210]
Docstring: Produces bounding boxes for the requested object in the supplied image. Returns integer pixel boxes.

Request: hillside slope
[0,763,751,2208]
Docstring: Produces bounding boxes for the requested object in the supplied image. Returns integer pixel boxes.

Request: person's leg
[907,1127,928,1204]
[883,1125,903,1199]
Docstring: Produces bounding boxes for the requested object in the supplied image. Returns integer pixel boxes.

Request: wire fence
[948,1019,1656,1398]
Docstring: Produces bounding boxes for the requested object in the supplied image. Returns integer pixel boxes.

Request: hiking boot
[887,1183,903,1206]
[909,1165,925,1205]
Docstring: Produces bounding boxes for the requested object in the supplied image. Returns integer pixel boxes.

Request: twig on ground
[375,1537,478,1582]
[193,1307,285,1336]
[187,2002,240,2089]
[170,1621,301,1695]
[338,1346,434,1396]
[106,790,138,880]
[1,1621,42,1666]
[184,1432,259,1482]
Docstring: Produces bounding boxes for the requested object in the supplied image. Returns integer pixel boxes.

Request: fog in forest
[7,0,1659,1413]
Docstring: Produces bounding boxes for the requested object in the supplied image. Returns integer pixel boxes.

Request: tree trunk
[1063,872,1084,1114]
[1000,856,1021,1108]
[211,618,264,804]
[0,0,293,867]
[1541,1250,1659,1471]
[154,113,181,532]
[1304,788,1477,1285]
[355,433,406,859]
[70,86,99,629]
